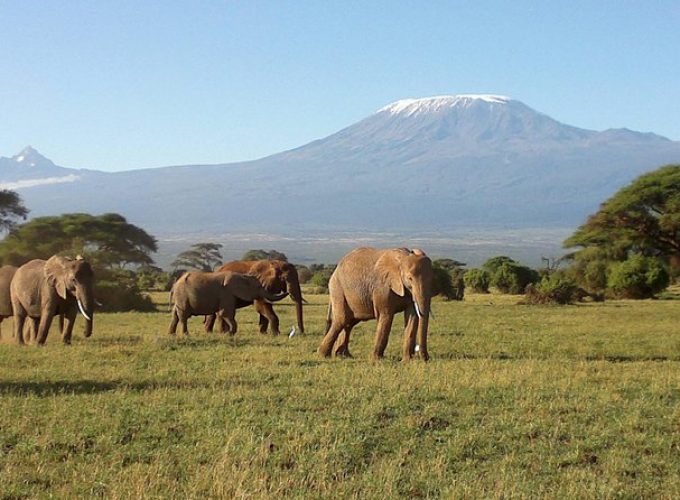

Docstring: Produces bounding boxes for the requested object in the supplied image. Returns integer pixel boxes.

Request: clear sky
[1,1,678,171]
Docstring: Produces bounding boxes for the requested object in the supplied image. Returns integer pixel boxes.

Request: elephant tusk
[301,298,309,305]
[413,301,423,319]
[415,344,420,352]
[289,326,296,338]
[77,299,92,322]
[95,300,103,307]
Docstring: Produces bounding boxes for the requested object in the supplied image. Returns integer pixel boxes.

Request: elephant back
[10,260,49,314]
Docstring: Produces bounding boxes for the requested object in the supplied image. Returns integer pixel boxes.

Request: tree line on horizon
[0,163,677,310]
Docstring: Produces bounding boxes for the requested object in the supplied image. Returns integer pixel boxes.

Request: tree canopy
[0,213,157,268]
[171,242,224,271]
[564,164,680,265]
[0,189,29,232]
[242,249,288,262]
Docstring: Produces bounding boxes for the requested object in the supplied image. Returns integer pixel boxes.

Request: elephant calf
[169,271,288,336]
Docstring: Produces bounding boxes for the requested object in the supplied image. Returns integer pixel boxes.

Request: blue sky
[1,1,678,171]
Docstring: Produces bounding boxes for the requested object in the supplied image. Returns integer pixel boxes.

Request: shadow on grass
[0,374,279,396]
[437,352,678,363]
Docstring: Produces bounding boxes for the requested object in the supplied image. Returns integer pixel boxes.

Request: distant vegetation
[565,164,679,299]
[0,189,28,231]
[171,242,224,272]
[0,212,157,311]
[242,249,288,261]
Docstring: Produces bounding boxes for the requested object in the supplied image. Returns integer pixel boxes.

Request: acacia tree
[242,249,288,262]
[0,189,28,232]
[564,164,680,297]
[565,164,680,273]
[0,213,157,268]
[171,243,223,271]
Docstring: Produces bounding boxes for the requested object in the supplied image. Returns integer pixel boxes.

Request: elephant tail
[324,302,332,335]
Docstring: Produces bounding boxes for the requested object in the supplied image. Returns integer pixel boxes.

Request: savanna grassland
[1,288,680,499]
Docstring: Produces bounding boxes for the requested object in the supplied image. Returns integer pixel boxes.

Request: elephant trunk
[412,289,430,361]
[286,276,305,334]
[76,285,95,337]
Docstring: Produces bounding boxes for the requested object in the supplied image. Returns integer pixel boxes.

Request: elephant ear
[257,263,279,290]
[44,255,71,299]
[375,251,405,297]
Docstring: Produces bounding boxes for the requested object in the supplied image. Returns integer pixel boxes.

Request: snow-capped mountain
[0,146,80,188]
[3,95,680,241]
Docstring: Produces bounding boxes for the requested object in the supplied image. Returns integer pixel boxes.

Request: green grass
[2,288,680,498]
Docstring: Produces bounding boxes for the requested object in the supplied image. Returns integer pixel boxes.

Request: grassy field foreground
[1,289,680,498]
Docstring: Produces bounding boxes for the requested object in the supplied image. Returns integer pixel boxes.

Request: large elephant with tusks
[10,256,95,345]
[318,247,434,361]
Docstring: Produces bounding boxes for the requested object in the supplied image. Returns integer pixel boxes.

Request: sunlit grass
[1,288,680,497]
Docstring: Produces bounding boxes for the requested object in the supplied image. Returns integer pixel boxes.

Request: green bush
[136,268,171,291]
[310,268,334,292]
[607,254,670,299]
[96,281,156,312]
[491,262,540,294]
[482,256,516,274]
[525,271,581,305]
[296,265,313,284]
[464,268,490,293]
[96,269,156,312]
[432,263,464,301]
[450,266,466,301]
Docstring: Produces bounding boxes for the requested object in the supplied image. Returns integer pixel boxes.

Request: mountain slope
[3,95,680,236]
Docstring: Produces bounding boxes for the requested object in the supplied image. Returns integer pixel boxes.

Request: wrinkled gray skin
[0,265,17,339]
[11,256,95,346]
[169,271,288,336]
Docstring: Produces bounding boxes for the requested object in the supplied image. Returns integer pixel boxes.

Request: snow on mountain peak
[10,146,50,167]
[378,94,511,116]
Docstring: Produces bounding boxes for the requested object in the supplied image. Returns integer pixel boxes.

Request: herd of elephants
[0,247,434,361]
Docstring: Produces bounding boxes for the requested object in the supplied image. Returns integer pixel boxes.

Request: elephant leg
[254,300,279,335]
[13,312,27,345]
[180,311,189,335]
[258,313,269,335]
[27,317,39,344]
[61,310,77,345]
[219,310,237,336]
[219,317,229,334]
[402,308,419,362]
[58,314,65,337]
[204,314,216,333]
[318,321,345,358]
[168,307,180,335]
[372,313,394,360]
[36,313,56,346]
[334,321,357,358]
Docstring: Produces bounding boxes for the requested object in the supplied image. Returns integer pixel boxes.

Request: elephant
[0,265,18,339]
[10,256,95,345]
[169,271,289,336]
[318,247,434,362]
[204,260,305,336]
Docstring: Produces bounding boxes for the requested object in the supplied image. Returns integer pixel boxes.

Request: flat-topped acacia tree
[565,164,680,296]
[565,164,680,267]
[0,212,157,269]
